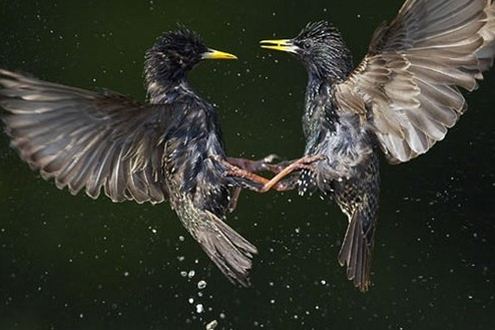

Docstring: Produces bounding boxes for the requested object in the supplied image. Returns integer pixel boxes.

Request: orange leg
[258,155,325,192]
[227,155,283,174]
[221,159,291,192]
[228,187,242,213]
[222,154,325,193]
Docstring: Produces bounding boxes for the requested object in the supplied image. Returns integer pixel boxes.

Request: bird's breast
[162,126,230,215]
[303,120,375,191]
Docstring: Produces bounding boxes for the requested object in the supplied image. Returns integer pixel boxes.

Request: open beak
[202,48,238,60]
[259,39,298,53]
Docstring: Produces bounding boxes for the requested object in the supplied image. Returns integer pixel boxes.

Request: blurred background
[0,0,494,329]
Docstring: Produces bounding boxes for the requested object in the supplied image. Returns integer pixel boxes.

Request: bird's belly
[319,149,380,218]
[165,161,231,217]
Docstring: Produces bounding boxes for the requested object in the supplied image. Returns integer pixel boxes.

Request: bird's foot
[257,154,289,173]
[227,187,242,213]
[258,154,326,192]
[226,154,285,174]
[261,154,281,164]
[220,159,291,193]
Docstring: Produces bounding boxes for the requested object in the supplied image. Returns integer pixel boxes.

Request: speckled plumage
[262,0,495,291]
[263,21,381,292]
[0,28,263,286]
[296,23,381,291]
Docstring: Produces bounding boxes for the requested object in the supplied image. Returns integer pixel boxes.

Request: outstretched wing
[0,69,170,204]
[334,0,495,163]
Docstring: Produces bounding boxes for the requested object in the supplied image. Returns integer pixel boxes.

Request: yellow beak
[202,48,238,60]
[259,39,298,53]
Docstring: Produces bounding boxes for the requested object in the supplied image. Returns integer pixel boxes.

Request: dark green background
[1,0,494,329]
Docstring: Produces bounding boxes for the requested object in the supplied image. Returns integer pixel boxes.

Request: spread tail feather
[337,209,375,292]
[183,206,258,287]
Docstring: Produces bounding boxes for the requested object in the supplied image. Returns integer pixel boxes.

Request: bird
[259,0,495,291]
[0,27,283,287]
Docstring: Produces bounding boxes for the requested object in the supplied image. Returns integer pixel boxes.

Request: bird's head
[145,27,237,83]
[260,21,353,80]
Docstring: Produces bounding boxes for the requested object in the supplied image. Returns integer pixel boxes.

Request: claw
[262,154,281,164]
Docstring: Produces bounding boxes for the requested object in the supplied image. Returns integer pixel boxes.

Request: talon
[262,154,281,164]
[260,163,284,173]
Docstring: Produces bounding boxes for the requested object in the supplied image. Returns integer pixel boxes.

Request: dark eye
[301,41,311,50]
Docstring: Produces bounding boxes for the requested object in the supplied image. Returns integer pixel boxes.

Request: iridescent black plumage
[262,22,380,291]
[0,27,269,286]
[293,23,380,292]
[261,0,495,291]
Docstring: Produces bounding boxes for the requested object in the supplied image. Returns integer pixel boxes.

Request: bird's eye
[301,41,312,50]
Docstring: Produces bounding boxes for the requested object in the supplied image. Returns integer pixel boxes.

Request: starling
[0,27,281,286]
[260,0,495,291]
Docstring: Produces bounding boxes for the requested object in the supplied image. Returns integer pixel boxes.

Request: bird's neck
[305,53,353,83]
[145,76,194,104]
[305,28,354,83]
[303,39,354,128]
[144,55,195,104]
[302,77,341,143]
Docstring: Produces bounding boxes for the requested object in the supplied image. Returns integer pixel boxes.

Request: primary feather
[334,0,495,163]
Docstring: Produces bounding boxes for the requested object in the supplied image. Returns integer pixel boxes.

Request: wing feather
[0,69,170,204]
[334,0,495,163]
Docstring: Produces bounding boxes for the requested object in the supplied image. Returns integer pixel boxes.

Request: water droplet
[196,303,204,313]
[206,320,218,330]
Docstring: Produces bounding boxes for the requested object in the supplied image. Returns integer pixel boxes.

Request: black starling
[0,27,281,286]
[260,0,495,291]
